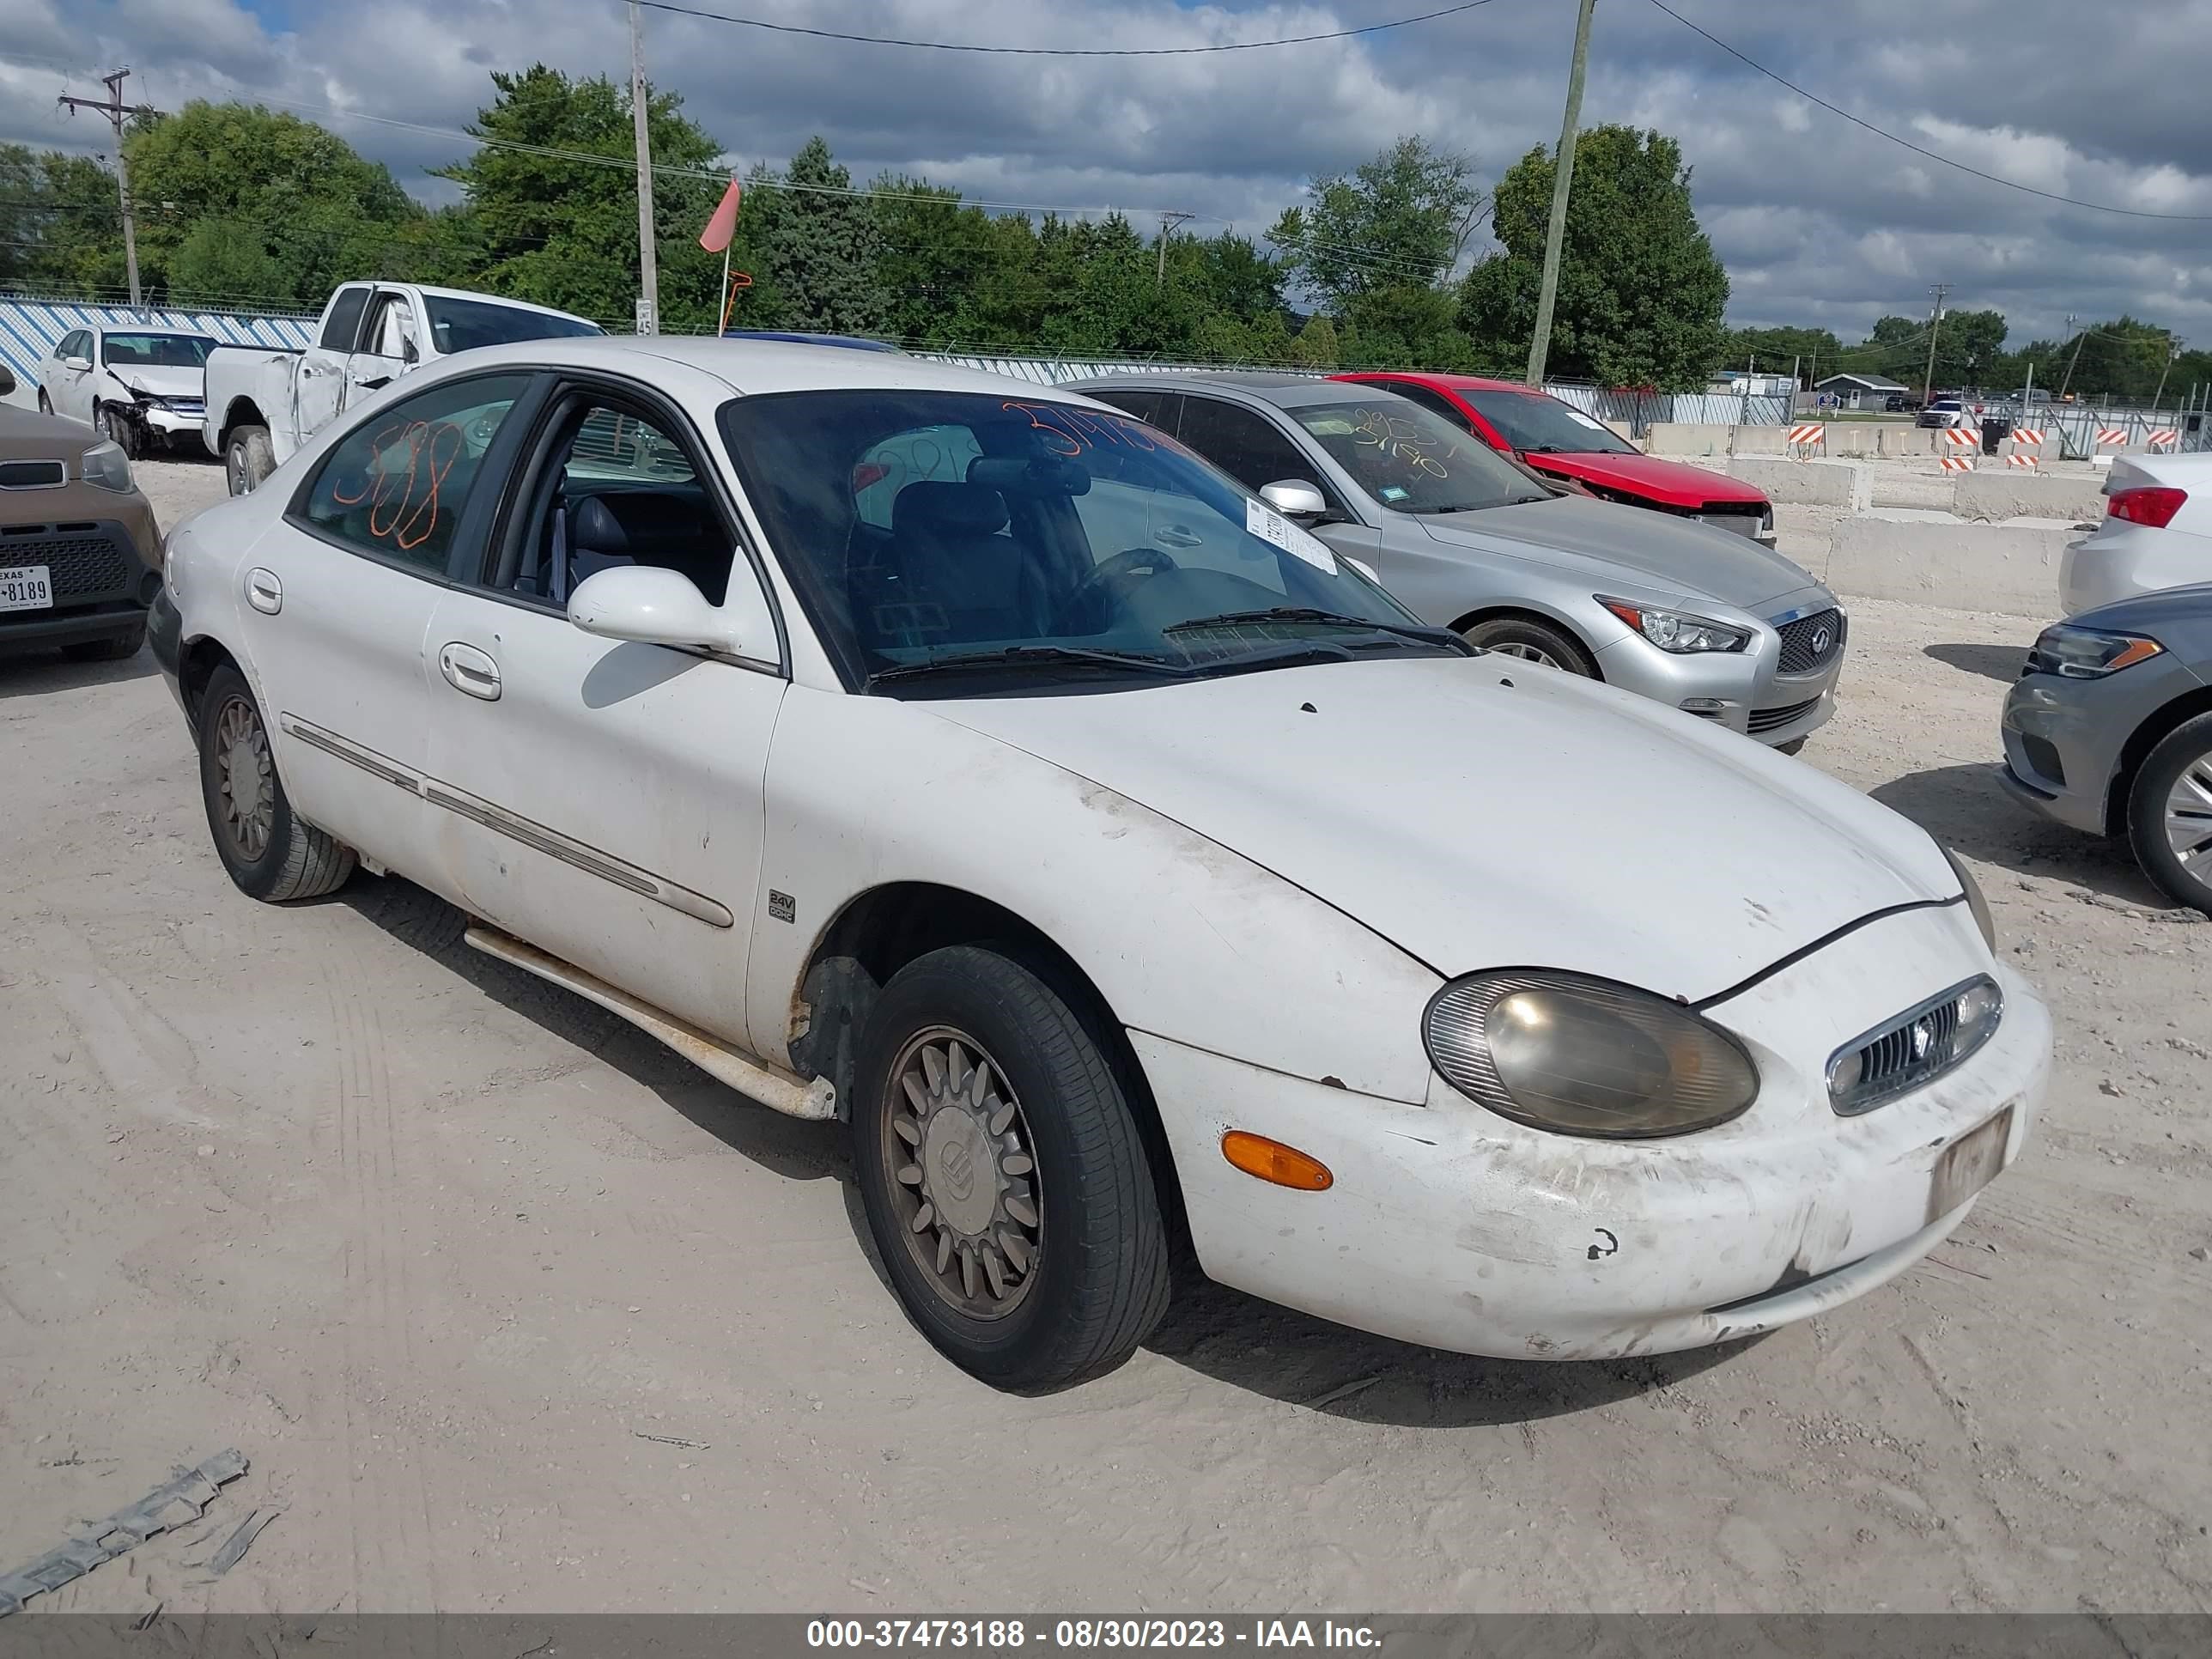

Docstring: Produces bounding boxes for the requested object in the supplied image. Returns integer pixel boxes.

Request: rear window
[424,296,604,354]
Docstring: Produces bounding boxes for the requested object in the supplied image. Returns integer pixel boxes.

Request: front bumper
[131,404,207,441]
[0,514,161,657]
[1139,905,2048,1361]
[1593,599,1844,747]
[1998,658,2203,836]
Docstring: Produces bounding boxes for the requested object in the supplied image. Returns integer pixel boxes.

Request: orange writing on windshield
[1003,401,1162,458]
[329,419,465,552]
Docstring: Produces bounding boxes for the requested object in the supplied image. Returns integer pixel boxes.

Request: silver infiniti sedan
[1068,374,1846,750]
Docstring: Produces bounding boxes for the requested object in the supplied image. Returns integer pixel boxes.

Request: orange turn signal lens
[1221,1131,1334,1191]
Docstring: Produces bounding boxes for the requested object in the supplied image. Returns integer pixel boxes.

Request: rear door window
[1174,396,1317,495]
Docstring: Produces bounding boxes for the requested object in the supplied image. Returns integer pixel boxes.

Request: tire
[36,391,52,415]
[2126,712,2212,916]
[226,425,276,496]
[1460,614,1598,676]
[97,403,137,458]
[196,665,356,902]
[63,625,145,663]
[850,944,1170,1392]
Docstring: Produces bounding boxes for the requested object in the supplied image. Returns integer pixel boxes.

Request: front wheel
[196,665,356,902]
[36,391,52,415]
[850,945,1170,1392]
[2128,712,2212,916]
[1460,614,1597,675]
[97,404,137,457]
[225,425,276,496]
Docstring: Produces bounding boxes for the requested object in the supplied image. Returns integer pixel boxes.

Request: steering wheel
[1059,546,1181,629]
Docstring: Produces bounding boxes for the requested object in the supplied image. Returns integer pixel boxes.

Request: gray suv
[1068,374,1846,750]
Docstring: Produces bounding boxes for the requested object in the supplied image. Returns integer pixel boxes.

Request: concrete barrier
[1644,422,1734,457]
[1723,456,1867,508]
[1951,470,2107,524]
[1816,514,2073,618]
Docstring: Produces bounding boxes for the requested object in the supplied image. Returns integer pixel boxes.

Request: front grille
[0,460,66,489]
[1828,977,2002,1115]
[1775,607,1845,673]
[0,526,131,600]
[1747,694,1822,733]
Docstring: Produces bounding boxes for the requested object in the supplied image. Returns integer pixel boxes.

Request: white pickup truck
[202,282,602,495]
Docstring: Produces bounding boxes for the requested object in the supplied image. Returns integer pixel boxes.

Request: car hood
[0,401,94,456]
[930,655,1956,1000]
[1417,494,1818,611]
[106,364,204,401]
[1522,448,1767,508]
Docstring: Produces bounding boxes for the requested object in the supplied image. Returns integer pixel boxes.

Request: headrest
[894,480,1008,537]
[570,495,630,555]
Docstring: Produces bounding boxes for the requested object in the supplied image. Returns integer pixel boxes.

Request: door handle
[439,642,502,701]
[1152,525,1205,549]
[246,568,282,615]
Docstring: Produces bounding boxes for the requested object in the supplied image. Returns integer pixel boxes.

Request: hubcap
[2165,752,2212,879]
[1491,640,1563,668]
[229,445,253,495]
[882,1029,1041,1319]
[214,696,275,860]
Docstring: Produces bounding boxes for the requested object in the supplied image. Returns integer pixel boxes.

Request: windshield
[424,295,605,354]
[1287,397,1551,514]
[1460,388,1636,456]
[103,333,212,368]
[719,390,1457,695]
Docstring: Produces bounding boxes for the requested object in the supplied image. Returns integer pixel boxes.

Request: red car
[1333,372,1776,546]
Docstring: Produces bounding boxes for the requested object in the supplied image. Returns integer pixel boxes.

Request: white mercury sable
[151,337,2052,1390]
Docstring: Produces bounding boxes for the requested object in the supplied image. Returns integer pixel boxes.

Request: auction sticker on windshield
[1244,499,1334,573]
[0,564,52,611]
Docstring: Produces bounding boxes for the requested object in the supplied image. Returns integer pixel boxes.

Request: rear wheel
[1460,614,1597,676]
[850,945,1170,1392]
[196,665,356,902]
[225,425,276,496]
[2128,712,2212,916]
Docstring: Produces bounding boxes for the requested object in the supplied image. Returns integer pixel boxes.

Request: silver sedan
[2001,581,2212,914]
[1068,374,1847,750]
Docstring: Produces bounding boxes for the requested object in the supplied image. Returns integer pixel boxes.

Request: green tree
[1271,137,1481,311]
[1724,325,1843,381]
[742,137,888,337]
[1288,314,1341,368]
[434,65,726,331]
[125,102,423,307]
[1459,125,1729,390]
[0,145,128,295]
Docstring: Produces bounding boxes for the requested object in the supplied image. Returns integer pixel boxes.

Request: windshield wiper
[1164,608,1473,655]
[866,645,1192,688]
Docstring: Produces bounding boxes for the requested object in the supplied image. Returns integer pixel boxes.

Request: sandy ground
[3,460,2209,1615]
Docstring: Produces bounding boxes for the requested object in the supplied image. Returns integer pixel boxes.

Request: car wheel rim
[881,1027,1042,1320]
[228,446,251,494]
[214,695,276,861]
[2164,753,2212,878]
[1491,641,1562,668]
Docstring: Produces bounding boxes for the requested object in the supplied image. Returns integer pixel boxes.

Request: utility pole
[1921,283,1951,404]
[2056,312,2083,402]
[1525,0,1597,386]
[58,69,156,308]
[2152,337,2183,414]
[1157,211,1194,286]
[629,1,659,335]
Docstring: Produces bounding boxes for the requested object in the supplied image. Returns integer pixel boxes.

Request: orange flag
[699,177,743,252]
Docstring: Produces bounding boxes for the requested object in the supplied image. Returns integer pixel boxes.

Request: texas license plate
[1927,1105,2014,1223]
[0,564,53,612]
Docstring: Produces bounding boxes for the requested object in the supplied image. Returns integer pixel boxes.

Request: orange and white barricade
[2096,426,2130,449]
[1787,422,1826,456]
[2148,428,2179,453]
[1937,428,1979,470]
[2007,428,2045,469]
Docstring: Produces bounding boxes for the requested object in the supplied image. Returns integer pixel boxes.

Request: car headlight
[1423,970,1759,1138]
[1942,846,1997,951]
[2025,624,2161,679]
[1597,596,1750,653]
[80,441,133,494]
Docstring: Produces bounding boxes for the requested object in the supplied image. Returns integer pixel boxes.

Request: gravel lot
[3,460,2208,1614]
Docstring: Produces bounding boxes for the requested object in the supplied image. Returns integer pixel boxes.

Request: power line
[1645,0,2212,222]
[632,0,1502,56]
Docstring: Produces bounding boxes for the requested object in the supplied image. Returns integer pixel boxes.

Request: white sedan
[151,337,2051,1390]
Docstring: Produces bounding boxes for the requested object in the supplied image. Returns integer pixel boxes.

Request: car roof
[415,334,1122,402]
[721,330,902,352]
[1064,370,1391,409]
[1336,371,1543,396]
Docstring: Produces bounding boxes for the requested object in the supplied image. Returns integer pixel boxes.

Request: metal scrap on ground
[203,1507,281,1579]
[0,1449,247,1616]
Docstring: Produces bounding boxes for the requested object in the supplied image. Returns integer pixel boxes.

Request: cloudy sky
[3,0,2210,352]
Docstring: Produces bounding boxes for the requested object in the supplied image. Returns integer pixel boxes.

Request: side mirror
[1260,479,1328,521]
[64,355,91,372]
[568,565,743,654]
[401,339,419,366]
